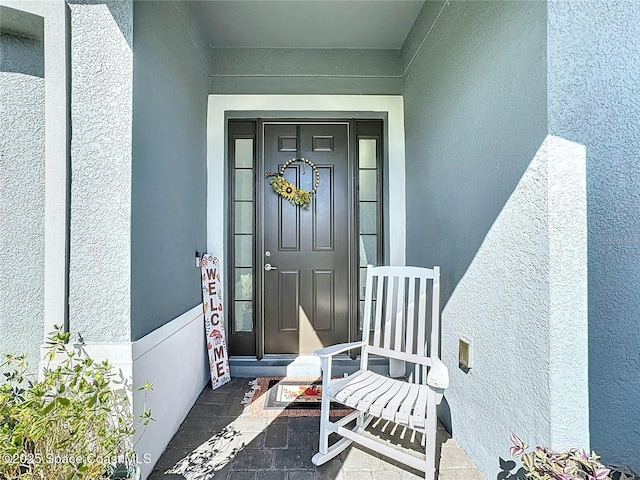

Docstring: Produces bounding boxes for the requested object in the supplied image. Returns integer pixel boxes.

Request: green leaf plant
[510,433,612,480]
[0,326,153,480]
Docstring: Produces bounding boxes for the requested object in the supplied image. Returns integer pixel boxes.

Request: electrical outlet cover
[459,338,471,372]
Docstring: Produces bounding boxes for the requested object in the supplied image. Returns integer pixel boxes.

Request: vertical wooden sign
[201,254,231,390]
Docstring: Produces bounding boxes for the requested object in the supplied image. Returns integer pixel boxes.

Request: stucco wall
[131,1,208,340]
[68,0,133,342]
[208,47,402,95]
[441,136,588,477]
[548,0,640,468]
[0,31,45,364]
[402,0,547,303]
[401,0,553,475]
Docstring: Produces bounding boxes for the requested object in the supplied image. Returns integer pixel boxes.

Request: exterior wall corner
[546,135,589,450]
[67,0,133,342]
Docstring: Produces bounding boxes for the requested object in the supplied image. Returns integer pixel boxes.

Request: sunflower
[267,159,319,209]
[281,181,297,200]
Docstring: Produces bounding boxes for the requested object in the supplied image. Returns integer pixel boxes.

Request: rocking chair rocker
[311,265,449,480]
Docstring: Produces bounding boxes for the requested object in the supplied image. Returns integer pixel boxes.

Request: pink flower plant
[510,433,612,480]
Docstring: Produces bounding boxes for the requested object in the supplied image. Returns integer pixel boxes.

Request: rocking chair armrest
[427,357,450,389]
[314,341,366,359]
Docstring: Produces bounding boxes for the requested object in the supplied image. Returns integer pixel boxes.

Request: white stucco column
[43,0,69,342]
[67,0,133,342]
[547,135,589,449]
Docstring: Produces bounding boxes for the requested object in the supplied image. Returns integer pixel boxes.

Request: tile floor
[148,379,485,480]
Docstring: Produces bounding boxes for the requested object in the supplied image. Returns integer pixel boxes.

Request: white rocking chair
[311,265,449,480]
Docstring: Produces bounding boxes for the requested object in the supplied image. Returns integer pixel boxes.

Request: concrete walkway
[149,378,485,480]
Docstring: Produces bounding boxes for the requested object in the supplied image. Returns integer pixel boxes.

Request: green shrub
[0,327,152,480]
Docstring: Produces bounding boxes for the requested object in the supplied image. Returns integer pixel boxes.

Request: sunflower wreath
[266,157,320,209]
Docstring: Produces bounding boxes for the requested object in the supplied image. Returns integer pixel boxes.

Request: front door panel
[263,123,352,354]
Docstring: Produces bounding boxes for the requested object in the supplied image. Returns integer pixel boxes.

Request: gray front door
[262,123,353,354]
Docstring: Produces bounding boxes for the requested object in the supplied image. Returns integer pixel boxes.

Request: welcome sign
[201,254,231,390]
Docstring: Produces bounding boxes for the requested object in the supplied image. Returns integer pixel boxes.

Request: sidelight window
[232,138,255,333]
[357,136,382,332]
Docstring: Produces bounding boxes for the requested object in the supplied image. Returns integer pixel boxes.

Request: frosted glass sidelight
[235,138,254,168]
[359,202,377,234]
[235,202,253,234]
[234,301,253,332]
[358,139,377,169]
[234,268,253,300]
[235,235,253,267]
[359,267,368,298]
[359,170,377,201]
[235,170,253,201]
[359,234,377,266]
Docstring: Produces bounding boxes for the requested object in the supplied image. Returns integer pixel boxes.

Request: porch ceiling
[187,0,425,49]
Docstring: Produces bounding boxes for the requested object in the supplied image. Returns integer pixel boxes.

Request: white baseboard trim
[132,304,209,479]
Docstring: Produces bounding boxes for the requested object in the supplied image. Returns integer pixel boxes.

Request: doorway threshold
[229,355,389,378]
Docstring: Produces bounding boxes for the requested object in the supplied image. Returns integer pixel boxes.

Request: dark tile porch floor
[148,378,485,480]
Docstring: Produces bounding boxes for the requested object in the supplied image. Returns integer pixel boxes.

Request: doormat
[242,377,352,417]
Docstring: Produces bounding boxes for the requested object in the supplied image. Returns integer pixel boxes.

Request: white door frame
[206,95,407,333]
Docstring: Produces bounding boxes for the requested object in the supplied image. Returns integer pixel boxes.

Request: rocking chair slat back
[371,276,384,347]
[405,276,417,355]
[394,277,405,352]
[361,265,441,378]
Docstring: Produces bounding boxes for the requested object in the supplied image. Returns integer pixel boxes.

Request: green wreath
[266,157,320,209]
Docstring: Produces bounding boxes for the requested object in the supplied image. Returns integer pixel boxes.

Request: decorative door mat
[242,377,352,417]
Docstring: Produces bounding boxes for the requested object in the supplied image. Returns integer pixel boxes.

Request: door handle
[264,263,278,271]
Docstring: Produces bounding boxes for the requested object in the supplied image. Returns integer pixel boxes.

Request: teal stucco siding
[548,0,640,469]
[131,1,209,340]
